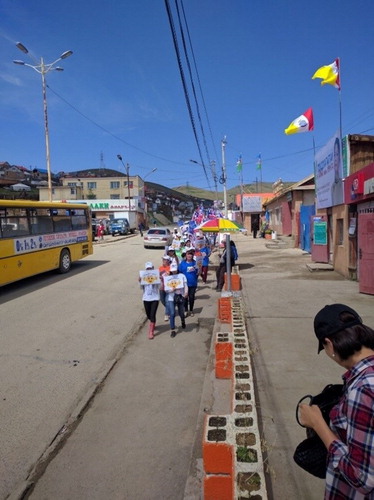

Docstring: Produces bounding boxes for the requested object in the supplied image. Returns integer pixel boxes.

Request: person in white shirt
[139,262,160,340]
[165,263,188,338]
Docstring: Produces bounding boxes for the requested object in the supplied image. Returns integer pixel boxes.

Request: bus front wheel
[59,249,71,273]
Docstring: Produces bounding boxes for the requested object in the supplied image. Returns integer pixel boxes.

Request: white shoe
[164,315,169,321]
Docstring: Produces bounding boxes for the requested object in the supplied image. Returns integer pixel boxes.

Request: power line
[47,84,186,166]
[164,0,210,187]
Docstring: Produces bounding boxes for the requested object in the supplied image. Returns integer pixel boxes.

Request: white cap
[168,246,175,251]
[162,255,171,261]
[145,262,153,269]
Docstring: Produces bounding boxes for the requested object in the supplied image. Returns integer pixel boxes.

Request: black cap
[314,303,362,353]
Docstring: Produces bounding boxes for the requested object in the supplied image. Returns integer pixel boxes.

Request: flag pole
[338,57,343,150]
[256,153,262,193]
[312,134,316,179]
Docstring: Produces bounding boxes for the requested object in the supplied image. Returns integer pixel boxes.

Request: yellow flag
[312,58,340,90]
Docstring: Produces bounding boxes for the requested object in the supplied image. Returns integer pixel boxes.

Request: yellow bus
[0,200,93,286]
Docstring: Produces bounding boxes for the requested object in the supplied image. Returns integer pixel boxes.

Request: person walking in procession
[139,262,160,340]
[178,250,199,317]
[199,240,211,284]
[159,255,171,322]
[165,263,188,338]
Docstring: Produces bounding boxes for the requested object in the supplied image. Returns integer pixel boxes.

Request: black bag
[293,384,344,479]
[174,294,184,306]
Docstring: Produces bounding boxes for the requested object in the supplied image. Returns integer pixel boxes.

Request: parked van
[110,218,130,236]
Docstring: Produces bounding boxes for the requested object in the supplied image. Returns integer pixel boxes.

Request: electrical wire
[164,0,209,186]
[47,84,186,166]
[179,0,220,187]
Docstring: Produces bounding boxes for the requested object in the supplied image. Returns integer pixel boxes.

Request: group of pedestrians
[139,254,198,339]
[139,228,241,338]
[139,233,212,339]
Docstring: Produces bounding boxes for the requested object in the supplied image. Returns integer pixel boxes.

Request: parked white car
[143,227,173,249]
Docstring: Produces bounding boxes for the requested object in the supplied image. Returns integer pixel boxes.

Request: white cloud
[0,73,23,86]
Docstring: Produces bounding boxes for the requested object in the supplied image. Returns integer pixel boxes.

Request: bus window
[0,207,30,237]
[30,209,54,235]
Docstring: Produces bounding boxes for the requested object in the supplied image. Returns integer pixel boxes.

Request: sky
[1,0,374,192]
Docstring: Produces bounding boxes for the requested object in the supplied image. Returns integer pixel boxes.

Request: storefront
[344,162,374,294]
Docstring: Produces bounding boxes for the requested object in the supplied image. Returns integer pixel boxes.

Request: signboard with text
[315,130,344,209]
[313,221,327,246]
[14,230,88,255]
[67,199,140,211]
[242,196,262,213]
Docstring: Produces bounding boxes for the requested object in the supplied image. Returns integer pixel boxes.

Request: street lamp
[141,168,157,218]
[143,168,157,181]
[190,159,218,200]
[117,154,131,210]
[13,42,73,202]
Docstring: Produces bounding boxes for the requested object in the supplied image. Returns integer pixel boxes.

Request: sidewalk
[23,235,374,499]
[235,236,374,499]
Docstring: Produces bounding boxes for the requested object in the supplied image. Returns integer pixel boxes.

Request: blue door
[300,205,315,252]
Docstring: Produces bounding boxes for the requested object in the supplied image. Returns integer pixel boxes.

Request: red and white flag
[284,108,314,135]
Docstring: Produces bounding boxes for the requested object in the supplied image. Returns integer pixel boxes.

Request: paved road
[0,234,154,499]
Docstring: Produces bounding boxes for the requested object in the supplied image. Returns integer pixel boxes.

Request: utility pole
[221,136,228,217]
[210,160,218,201]
[117,154,131,210]
[240,168,244,224]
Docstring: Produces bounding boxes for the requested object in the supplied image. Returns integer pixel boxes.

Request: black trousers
[143,300,159,323]
[184,286,197,312]
[216,261,233,290]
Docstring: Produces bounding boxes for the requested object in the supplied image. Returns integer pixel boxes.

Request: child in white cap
[139,262,160,339]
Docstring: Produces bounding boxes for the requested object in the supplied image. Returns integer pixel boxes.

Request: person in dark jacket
[251,219,259,238]
[215,240,236,291]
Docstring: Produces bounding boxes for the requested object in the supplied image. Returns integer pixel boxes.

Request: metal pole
[41,61,52,202]
[225,233,232,293]
[126,163,131,210]
[221,136,227,217]
[240,169,244,224]
[13,44,73,203]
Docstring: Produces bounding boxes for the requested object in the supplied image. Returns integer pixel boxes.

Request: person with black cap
[299,304,374,499]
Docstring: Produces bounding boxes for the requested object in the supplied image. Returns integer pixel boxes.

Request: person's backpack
[231,244,238,261]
